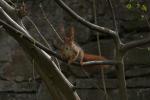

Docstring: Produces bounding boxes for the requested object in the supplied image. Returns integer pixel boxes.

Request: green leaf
[136,3,140,8]
[126,3,132,10]
[141,4,147,12]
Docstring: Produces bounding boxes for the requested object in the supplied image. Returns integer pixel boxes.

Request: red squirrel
[60,26,109,71]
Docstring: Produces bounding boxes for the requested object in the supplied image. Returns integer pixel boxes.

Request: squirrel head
[64,26,75,45]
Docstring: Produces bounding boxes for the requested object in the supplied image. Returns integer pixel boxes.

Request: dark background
[0,0,150,100]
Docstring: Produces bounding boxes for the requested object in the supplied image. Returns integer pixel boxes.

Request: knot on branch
[16,2,28,18]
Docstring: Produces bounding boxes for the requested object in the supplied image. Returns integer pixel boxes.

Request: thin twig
[0,9,78,100]
[92,0,108,99]
[54,0,116,36]
[107,0,128,100]
[39,3,64,44]
[8,0,16,7]
[121,13,150,52]
[40,3,64,69]
[0,7,118,68]
[0,0,15,13]
[80,67,107,94]
[0,5,117,66]
[0,2,81,100]
[122,36,150,52]
[25,16,61,69]
[107,0,118,33]
[0,18,118,67]
[26,16,51,48]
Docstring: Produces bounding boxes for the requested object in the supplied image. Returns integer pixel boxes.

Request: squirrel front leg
[68,48,80,64]
[79,50,84,65]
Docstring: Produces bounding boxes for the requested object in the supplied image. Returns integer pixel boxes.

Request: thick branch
[0,1,118,67]
[107,0,127,100]
[0,7,80,100]
[122,37,150,52]
[0,6,116,99]
[54,0,116,36]
[0,0,18,21]
[0,19,117,67]
[0,0,15,12]
[82,60,118,66]
[0,7,27,36]
[0,12,117,67]
[13,35,80,100]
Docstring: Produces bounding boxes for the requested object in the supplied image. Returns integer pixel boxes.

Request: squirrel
[60,26,84,64]
[60,26,109,71]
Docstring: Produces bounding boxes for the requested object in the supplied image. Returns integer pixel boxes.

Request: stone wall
[0,0,150,100]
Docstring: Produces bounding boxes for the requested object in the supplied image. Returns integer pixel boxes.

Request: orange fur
[60,26,109,73]
[82,53,109,73]
[83,53,106,62]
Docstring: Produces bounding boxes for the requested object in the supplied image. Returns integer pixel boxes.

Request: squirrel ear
[66,26,75,41]
[70,26,75,36]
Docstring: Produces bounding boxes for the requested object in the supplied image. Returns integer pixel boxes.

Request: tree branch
[0,0,18,21]
[0,18,118,69]
[0,7,117,67]
[0,17,118,68]
[54,0,116,36]
[0,6,81,100]
[0,6,117,99]
[0,0,15,13]
[106,0,127,100]
[82,60,118,66]
[122,37,150,52]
